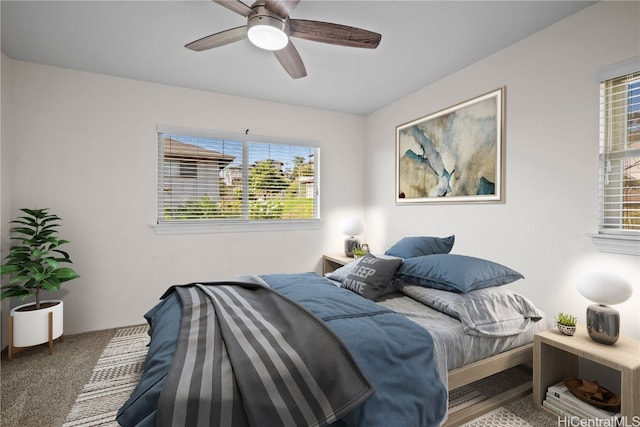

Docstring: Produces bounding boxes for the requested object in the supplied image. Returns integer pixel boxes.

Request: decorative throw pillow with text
[342,254,402,300]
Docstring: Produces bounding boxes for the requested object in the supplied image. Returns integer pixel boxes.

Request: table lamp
[339,218,365,257]
[576,270,633,345]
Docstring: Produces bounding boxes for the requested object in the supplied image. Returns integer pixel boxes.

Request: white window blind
[599,71,640,234]
[157,130,319,227]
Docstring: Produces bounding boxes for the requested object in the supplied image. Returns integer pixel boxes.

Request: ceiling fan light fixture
[247,15,289,51]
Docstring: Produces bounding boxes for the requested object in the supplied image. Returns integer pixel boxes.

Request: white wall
[1,52,15,347]
[1,60,366,336]
[364,1,640,339]
[0,45,9,348]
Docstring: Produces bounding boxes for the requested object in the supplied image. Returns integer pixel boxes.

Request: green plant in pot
[0,208,80,360]
[352,247,367,259]
[556,312,577,336]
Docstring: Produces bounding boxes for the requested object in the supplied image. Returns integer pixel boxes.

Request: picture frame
[395,87,505,204]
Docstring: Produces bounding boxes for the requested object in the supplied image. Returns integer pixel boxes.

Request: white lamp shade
[339,218,365,236]
[576,270,633,305]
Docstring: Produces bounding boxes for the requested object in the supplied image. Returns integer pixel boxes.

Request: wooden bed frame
[444,343,534,426]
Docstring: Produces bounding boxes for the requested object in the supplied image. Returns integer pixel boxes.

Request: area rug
[462,407,534,427]
[63,325,533,427]
[63,325,150,427]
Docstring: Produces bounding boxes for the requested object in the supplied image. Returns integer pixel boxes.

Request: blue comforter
[117,273,447,427]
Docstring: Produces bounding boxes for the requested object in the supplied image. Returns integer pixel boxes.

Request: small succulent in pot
[352,247,367,259]
[556,312,577,336]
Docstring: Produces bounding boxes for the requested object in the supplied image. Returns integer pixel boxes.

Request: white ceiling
[1,1,595,115]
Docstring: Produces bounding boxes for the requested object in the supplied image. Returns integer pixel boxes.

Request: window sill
[587,233,640,256]
[152,219,321,235]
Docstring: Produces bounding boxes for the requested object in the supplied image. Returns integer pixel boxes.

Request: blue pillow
[394,254,524,293]
[384,235,455,259]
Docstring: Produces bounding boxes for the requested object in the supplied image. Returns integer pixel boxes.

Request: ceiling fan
[185,0,382,79]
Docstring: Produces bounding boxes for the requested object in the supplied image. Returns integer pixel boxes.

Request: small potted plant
[352,247,367,259]
[0,208,80,359]
[556,312,577,336]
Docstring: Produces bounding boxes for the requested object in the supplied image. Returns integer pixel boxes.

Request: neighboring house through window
[592,61,640,255]
[155,127,320,234]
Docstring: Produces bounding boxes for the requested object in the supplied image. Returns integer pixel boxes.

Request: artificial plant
[556,312,577,327]
[0,208,80,309]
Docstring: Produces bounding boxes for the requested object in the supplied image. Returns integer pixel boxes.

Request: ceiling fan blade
[273,42,307,79]
[185,26,247,51]
[263,0,300,19]
[213,0,254,17]
[289,19,381,49]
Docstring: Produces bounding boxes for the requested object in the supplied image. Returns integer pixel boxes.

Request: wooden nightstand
[321,254,355,275]
[533,325,640,420]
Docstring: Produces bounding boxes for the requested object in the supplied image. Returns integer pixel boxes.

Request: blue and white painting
[396,88,504,204]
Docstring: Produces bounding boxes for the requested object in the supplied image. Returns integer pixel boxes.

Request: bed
[117,236,552,427]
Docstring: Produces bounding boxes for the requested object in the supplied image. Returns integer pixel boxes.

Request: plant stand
[8,300,64,361]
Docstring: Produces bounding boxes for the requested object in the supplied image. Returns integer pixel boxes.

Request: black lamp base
[585,304,620,345]
[344,237,360,257]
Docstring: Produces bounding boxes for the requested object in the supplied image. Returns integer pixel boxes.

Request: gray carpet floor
[1,328,116,427]
[1,327,556,427]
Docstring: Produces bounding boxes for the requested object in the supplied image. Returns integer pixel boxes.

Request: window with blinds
[599,71,640,234]
[157,131,319,226]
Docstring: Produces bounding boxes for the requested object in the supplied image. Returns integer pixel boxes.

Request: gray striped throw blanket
[156,282,373,427]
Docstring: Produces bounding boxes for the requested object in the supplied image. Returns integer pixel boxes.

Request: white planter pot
[10,300,63,347]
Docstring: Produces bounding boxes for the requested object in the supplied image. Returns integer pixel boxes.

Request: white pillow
[396,283,544,337]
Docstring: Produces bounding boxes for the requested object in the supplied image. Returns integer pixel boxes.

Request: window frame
[152,126,321,235]
[589,58,640,255]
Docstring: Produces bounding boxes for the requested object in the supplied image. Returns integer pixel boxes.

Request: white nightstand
[321,254,355,275]
[533,325,640,420]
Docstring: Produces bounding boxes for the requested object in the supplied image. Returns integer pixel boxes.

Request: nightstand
[321,254,355,275]
[533,325,640,420]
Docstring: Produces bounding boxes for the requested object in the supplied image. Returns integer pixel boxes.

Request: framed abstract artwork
[395,87,505,204]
